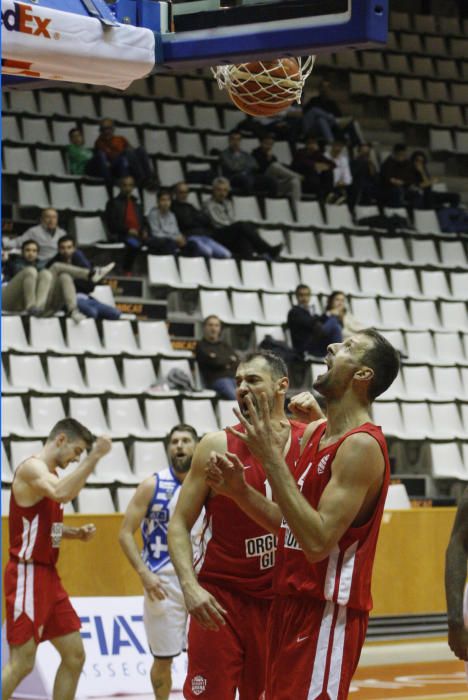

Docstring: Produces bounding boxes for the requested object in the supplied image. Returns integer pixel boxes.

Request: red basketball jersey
[196,420,305,598]
[9,488,64,567]
[274,421,390,611]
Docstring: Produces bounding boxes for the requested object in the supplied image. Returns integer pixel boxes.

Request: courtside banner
[1,0,155,89]
[3,596,188,698]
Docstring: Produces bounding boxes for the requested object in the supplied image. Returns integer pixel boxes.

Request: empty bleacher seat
[145,399,181,438]
[9,355,51,393]
[77,487,115,514]
[47,356,90,394]
[182,399,218,435]
[132,440,169,478]
[69,397,109,434]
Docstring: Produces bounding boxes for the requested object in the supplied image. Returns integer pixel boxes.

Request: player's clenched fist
[91,435,112,458]
[288,391,324,423]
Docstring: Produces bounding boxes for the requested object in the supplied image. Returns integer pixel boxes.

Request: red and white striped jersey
[196,421,305,599]
[9,488,64,567]
[274,421,390,612]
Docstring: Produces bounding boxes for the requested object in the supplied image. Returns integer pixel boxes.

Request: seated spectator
[350,143,380,206]
[2,241,50,315]
[325,290,364,340]
[66,127,99,177]
[171,183,231,258]
[195,315,239,399]
[291,137,335,199]
[380,144,414,207]
[94,118,156,188]
[325,140,352,204]
[106,176,159,272]
[48,236,119,320]
[220,130,276,195]
[239,105,303,148]
[148,189,230,259]
[203,178,283,259]
[287,284,342,358]
[3,208,66,261]
[409,151,461,210]
[302,80,363,145]
[252,134,302,202]
[2,240,110,322]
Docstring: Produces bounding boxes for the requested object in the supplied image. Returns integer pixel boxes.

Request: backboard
[1,0,388,88]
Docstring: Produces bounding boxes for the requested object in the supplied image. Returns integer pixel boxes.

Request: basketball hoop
[211,56,315,116]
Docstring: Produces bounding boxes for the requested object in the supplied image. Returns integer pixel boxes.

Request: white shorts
[143,571,187,658]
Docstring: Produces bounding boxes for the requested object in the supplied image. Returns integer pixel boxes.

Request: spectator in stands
[94,118,156,188]
[2,241,50,315]
[287,284,342,358]
[380,144,414,207]
[251,134,302,202]
[325,140,352,204]
[171,183,231,258]
[291,136,335,199]
[47,235,120,320]
[350,143,380,206]
[409,151,461,210]
[3,208,66,261]
[302,80,363,145]
[105,175,154,272]
[2,239,110,322]
[66,127,98,177]
[195,315,239,399]
[325,290,364,339]
[148,189,231,258]
[239,105,302,148]
[219,130,276,195]
[203,177,283,259]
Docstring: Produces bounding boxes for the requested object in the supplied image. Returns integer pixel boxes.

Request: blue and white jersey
[141,467,203,576]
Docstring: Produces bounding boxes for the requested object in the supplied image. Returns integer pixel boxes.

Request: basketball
[227,58,302,117]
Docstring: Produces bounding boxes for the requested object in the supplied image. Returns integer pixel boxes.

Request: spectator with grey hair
[3,209,67,262]
[203,178,283,259]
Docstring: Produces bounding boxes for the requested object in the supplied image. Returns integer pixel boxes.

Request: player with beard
[167,351,314,700]
[207,329,400,699]
[2,419,111,700]
[119,424,202,700]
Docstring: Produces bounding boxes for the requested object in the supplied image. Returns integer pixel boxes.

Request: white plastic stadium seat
[182,399,219,435]
[2,316,30,352]
[145,399,181,438]
[29,318,70,354]
[432,367,464,401]
[404,332,436,363]
[287,232,320,260]
[430,443,467,480]
[148,255,181,287]
[178,257,211,288]
[66,318,106,354]
[132,441,169,479]
[102,320,142,356]
[122,358,158,393]
[240,261,275,292]
[47,356,90,394]
[199,291,235,324]
[232,292,265,323]
[138,321,191,358]
[207,259,243,289]
[92,442,134,484]
[2,443,13,483]
[77,488,115,514]
[18,179,50,208]
[73,216,107,247]
[29,397,66,436]
[69,397,110,435]
[384,484,411,510]
[9,355,51,393]
[107,398,152,438]
[85,357,127,394]
[430,403,465,440]
[10,441,44,471]
[298,264,330,294]
[2,397,34,438]
[116,487,137,512]
[262,293,291,325]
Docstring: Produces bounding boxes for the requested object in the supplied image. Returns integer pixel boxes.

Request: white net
[211,56,315,108]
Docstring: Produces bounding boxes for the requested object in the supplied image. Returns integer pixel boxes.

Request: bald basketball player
[445,486,468,664]
[207,329,400,699]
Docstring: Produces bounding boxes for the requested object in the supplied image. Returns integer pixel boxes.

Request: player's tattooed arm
[445,486,468,661]
[168,432,228,631]
[206,451,282,535]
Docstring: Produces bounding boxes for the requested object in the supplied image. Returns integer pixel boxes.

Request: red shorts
[4,560,81,646]
[265,596,368,700]
[184,583,271,700]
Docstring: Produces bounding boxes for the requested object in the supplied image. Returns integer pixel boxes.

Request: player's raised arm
[282,432,384,562]
[18,436,112,504]
[119,477,167,601]
[445,486,468,661]
[168,432,228,631]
